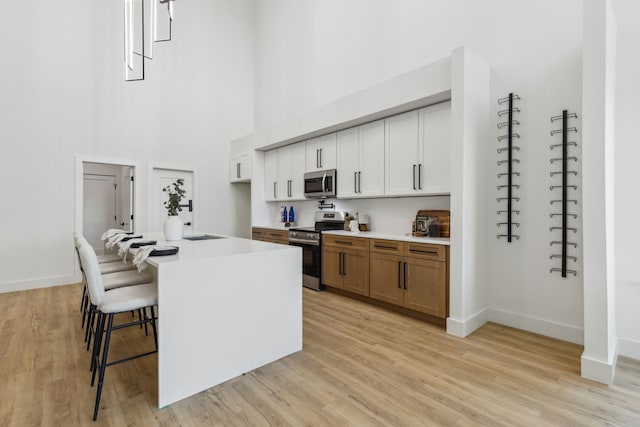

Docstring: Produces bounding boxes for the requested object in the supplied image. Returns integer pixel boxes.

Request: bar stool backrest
[78,243,106,306]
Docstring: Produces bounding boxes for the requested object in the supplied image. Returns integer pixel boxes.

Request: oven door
[288,239,322,290]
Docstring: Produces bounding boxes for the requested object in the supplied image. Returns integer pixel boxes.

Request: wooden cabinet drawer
[404,242,446,261]
[323,235,368,250]
[252,227,288,244]
[370,239,403,255]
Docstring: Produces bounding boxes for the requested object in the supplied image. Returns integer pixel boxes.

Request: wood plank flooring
[1,283,639,426]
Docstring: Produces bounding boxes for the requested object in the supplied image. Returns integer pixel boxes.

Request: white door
[83,174,117,254]
[418,101,452,194]
[336,127,359,198]
[264,150,278,201]
[358,119,385,198]
[385,110,419,196]
[152,169,194,233]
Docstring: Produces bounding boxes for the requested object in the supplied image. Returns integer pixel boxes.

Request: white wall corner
[446,308,488,338]
[581,352,617,384]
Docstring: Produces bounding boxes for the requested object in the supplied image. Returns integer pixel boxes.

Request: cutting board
[417,210,450,237]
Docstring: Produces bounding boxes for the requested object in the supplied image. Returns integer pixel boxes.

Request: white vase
[163,216,184,241]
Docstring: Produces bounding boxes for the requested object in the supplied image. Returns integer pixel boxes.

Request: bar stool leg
[93,313,114,421]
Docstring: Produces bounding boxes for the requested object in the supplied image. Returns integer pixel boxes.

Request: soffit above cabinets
[231,55,452,155]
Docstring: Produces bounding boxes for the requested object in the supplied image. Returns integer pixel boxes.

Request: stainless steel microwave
[304,169,337,198]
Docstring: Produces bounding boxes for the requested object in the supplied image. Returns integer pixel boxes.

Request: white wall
[614,19,640,358]
[253,0,585,342]
[0,0,253,292]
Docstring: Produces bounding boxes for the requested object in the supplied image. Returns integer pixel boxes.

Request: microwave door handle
[322,173,326,192]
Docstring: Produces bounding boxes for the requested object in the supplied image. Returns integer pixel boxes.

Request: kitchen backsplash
[267,195,450,235]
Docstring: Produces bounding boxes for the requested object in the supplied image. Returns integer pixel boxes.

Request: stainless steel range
[288,211,346,291]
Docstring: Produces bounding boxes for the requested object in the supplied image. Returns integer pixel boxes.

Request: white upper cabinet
[229,152,251,183]
[385,102,451,196]
[337,120,385,198]
[264,143,306,202]
[306,133,337,172]
[264,149,278,202]
[277,142,306,201]
[385,110,420,196]
[418,101,451,194]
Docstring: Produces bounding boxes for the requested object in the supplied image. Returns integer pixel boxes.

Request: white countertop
[322,230,450,246]
[252,223,312,231]
[127,232,297,267]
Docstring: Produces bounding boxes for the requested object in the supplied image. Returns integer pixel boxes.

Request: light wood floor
[1,284,639,426]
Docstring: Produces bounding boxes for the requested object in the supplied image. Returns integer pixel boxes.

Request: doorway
[150,167,196,233]
[76,158,138,256]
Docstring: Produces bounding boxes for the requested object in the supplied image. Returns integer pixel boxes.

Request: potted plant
[162,178,186,241]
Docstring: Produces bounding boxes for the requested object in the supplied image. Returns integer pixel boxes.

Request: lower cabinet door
[342,248,369,296]
[322,246,343,289]
[369,252,404,305]
[404,257,447,317]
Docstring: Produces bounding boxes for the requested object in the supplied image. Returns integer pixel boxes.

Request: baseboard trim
[487,308,583,345]
[446,308,488,337]
[0,274,79,294]
[581,354,616,384]
[618,337,640,360]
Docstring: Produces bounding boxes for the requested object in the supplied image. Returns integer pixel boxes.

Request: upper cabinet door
[306,133,337,172]
[357,120,385,198]
[230,152,252,183]
[384,110,419,196]
[264,149,278,201]
[277,142,306,201]
[336,127,359,198]
[418,101,451,194]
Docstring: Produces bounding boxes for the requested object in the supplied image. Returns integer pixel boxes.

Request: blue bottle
[289,206,295,223]
[282,206,288,223]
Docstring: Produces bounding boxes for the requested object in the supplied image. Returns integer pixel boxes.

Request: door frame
[74,155,142,265]
[147,161,199,232]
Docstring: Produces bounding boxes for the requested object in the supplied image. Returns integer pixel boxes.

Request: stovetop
[288,211,347,234]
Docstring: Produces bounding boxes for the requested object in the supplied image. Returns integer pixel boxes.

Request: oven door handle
[288,238,320,246]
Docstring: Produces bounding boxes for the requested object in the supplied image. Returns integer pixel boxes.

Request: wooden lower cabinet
[369,252,404,305]
[369,239,448,319]
[251,227,289,245]
[322,235,369,296]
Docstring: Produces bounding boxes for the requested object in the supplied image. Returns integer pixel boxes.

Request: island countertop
[129,231,294,267]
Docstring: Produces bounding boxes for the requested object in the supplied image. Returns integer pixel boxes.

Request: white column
[581,0,617,384]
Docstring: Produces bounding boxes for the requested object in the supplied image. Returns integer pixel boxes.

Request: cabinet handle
[398,261,402,289]
[409,249,439,256]
[319,148,323,168]
[339,252,343,275]
[273,182,277,198]
[403,262,407,289]
[317,149,320,168]
[358,171,361,193]
[335,240,353,246]
[354,172,357,193]
[418,164,422,190]
[288,180,292,197]
[237,163,241,179]
[374,244,397,251]
[412,164,417,190]
[343,252,347,276]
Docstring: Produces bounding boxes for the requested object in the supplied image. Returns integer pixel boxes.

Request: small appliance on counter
[413,210,450,237]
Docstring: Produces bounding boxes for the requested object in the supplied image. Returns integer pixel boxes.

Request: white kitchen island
[134,233,302,408]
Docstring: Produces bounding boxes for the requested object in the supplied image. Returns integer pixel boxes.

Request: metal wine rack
[496,93,521,242]
[549,110,579,277]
